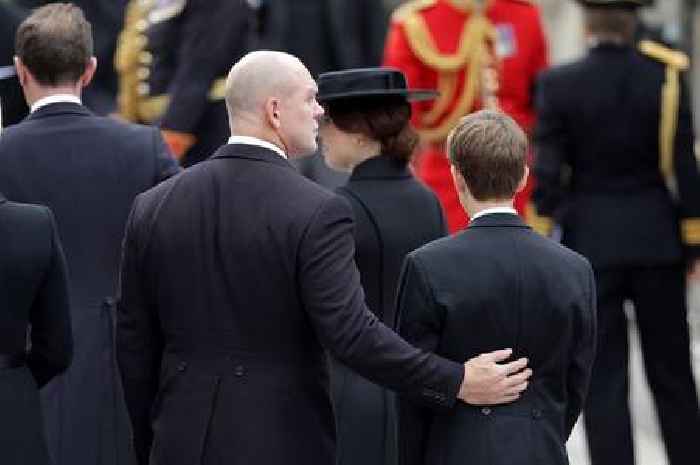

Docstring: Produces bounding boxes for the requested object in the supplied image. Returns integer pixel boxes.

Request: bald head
[223,51,324,157]
[225,51,310,123]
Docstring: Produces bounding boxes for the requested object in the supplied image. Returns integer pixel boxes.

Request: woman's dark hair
[326,96,418,163]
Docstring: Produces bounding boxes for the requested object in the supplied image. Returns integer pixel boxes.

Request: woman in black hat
[317,68,447,465]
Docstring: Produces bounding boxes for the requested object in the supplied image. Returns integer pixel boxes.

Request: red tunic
[384,0,548,232]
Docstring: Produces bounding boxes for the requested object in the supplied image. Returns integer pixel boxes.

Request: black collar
[349,154,411,181]
[25,101,92,122]
[209,143,295,171]
[467,212,528,229]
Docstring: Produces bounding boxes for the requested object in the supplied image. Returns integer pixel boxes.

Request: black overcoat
[331,155,447,465]
[397,214,597,465]
[0,196,72,465]
[116,143,464,465]
[0,102,180,465]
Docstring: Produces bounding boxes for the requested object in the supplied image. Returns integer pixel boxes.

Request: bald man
[116,51,531,465]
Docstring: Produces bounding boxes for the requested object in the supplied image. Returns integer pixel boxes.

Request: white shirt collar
[227,135,287,159]
[471,206,517,221]
[30,94,82,113]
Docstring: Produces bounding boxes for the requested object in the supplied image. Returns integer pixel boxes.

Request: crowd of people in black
[1,2,699,465]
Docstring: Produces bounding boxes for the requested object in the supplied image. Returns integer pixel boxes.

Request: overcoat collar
[209,143,295,171]
[25,101,92,122]
[349,154,411,181]
[467,212,529,229]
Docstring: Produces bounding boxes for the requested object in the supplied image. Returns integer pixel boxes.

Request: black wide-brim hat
[576,0,653,7]
[317,68,438,103]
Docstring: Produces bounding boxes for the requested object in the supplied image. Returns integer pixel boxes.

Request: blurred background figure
[383,0,549,233]
[0,197,72,465]
[115,0,255,166]
[533,2,700,465]
[317,67,447,465]
[0,1,29,129]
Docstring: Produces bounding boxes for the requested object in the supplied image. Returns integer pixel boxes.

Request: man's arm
[298,195,530,408]
[565,263,597,436]
[116,198,164,465]
[27,208,73,388]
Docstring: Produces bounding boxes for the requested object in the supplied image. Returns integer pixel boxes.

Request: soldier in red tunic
[383,0,549,232]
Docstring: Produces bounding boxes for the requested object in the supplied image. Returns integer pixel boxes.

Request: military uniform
[533,2,700,464]
[383,0,548,232]
[116,0,255,165]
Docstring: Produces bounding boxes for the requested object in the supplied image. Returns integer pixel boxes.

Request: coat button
[233,365,245,377]
[481,407,491,416]
[532,409,542,419]
[177,362,187,372]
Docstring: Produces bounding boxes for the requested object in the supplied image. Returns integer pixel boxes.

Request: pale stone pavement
[566,282,700,465]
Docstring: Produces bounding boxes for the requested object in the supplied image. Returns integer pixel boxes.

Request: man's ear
[450,164,467,194]
[79,57,97,88]
[265,97,281,130]
[14,56,29,87]
[516,165,530,194]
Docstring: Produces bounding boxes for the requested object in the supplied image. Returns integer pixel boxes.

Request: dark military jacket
[533,41,700,268]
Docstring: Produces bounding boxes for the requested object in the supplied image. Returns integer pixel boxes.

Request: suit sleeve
[151,127,182,183]
[565,262,597,437]
[116,197,164,465]
[673,75,700,260]
[160,0,251,134]
[27,208,73,388]
[533,72,569,229]
[298,194,463,409]
[395,253,447,465]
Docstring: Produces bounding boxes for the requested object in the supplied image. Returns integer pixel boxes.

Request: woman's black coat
[332,155,447,465]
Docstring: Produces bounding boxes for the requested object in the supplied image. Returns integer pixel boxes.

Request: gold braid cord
[402,6,498,142]
[682,219,700,246]
[115,0,152,121]
[639,40,690,185]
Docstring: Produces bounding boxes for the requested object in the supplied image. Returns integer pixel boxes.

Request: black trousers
[584,265,699,465]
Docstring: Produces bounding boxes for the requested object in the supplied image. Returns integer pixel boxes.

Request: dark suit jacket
[397,214,597,465]
[533,43,700,268]
[331,155,447,465]
[0,102,180,465]
[0,196,72,465]
[116,143,463,465]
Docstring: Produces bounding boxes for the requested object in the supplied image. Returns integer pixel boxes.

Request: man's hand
[458,348,532,405]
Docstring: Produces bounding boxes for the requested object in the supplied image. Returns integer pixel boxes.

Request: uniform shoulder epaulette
[639,40,689,71]
[391,0,436,23]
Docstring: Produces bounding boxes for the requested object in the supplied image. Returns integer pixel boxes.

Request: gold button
[136,67,150,80]
[135,35,147,47]
[138,51,153,65]
[137,82,150,96]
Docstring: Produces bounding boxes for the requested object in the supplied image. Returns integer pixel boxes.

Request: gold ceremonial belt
[136,77,227,123]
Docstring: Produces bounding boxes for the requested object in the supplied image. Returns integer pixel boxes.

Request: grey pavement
[566,281,700,465]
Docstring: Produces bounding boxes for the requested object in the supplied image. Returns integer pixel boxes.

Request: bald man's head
[225,51,308,122]
[224,51,324,157]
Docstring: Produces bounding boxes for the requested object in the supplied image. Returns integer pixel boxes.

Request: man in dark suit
[0,4,180,465]
[533,2,700,465]
[0,196,72,465]
[116,50,533,465]
[396,110,597,465]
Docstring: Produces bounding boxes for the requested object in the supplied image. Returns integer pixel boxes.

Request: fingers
[502,357,528,375]
[479,348,513,363]
[504,368,532,388]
